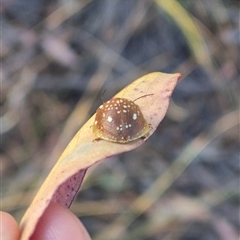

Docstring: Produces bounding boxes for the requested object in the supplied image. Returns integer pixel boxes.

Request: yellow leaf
[20,72,180,239]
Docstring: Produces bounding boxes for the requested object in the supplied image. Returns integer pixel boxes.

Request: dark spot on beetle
[72,187,75,191]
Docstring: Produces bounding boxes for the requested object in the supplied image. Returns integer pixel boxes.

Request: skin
[1,202,91,240]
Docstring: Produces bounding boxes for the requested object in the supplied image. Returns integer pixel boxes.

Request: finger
[0,212,20,240]
[31,201,91,240]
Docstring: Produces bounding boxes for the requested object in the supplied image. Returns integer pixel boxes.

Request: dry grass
[1,0,239,239]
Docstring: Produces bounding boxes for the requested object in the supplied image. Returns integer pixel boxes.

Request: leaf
[19,72,181,239]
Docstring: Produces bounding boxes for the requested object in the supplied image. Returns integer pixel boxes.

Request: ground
[1,0,239,240]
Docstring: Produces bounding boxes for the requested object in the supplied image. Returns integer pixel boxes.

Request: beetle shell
[92,98,151,143]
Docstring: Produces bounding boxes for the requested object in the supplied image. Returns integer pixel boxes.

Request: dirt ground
[2,0,239,240]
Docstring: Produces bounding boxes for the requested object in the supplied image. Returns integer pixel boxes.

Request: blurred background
[1,0,239,239]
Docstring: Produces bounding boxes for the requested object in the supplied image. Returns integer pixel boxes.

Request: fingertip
[31,202,91,240]
[0,211,20,240]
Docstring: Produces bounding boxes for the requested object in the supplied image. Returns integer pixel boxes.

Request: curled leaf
[20,72,181,239]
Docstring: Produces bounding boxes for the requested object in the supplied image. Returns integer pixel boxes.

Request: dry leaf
[20,72,181,239]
